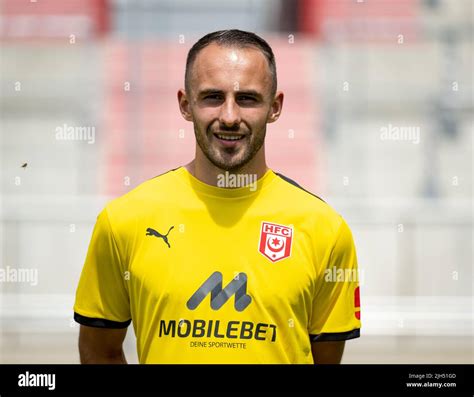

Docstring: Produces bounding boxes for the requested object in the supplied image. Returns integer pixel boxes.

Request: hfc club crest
[258,222,293,263]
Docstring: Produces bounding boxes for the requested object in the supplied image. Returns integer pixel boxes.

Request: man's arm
[311,341,345,364]
[79,325,128,364]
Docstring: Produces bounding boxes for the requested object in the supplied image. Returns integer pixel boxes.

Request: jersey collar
[175,166,277,199]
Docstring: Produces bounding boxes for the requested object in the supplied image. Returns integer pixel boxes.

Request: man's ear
[177,89,193,121]
[267,91,284,123]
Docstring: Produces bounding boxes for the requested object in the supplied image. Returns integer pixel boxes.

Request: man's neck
[184,151,268,188]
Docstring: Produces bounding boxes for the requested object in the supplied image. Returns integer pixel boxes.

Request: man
[74,29,361,364]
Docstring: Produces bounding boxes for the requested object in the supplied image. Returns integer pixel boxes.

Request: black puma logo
[146,226,174,248]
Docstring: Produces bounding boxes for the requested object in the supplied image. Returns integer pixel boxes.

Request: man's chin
[211,160,246,173]
[208,153,251,173]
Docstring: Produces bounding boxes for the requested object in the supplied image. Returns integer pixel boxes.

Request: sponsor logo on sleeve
[354,286,361,320]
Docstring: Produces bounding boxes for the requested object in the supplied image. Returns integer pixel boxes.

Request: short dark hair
[185,29,277,97]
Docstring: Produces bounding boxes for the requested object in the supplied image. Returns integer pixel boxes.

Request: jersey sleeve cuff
[74,312,131,329]
[309,328,360,342]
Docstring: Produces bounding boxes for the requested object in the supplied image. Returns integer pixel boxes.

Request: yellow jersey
[74,166,361,363]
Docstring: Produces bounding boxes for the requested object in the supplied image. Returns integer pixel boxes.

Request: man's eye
[238,96,256,102]
[204,95,222,100]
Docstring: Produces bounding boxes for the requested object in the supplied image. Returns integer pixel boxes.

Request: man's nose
[219,98,241,128]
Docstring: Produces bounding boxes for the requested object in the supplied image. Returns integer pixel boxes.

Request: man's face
[181,44,281,172]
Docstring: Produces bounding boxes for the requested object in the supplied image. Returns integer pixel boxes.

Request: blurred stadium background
[0,0,472,363]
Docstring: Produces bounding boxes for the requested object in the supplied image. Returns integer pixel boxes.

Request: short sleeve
[73,208,131,328]
[309,218,361,342]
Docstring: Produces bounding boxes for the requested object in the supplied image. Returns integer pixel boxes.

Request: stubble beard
[194,124,266,172]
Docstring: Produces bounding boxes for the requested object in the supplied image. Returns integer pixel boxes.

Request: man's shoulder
[273,172,337,214]
[272,171,345,233]
[273,171,327,204]
[104,167,182,221]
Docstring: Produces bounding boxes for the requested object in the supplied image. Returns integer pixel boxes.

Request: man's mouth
[213,133,245,141]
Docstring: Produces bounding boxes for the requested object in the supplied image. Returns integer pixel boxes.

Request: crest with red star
[258,222,293,263]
